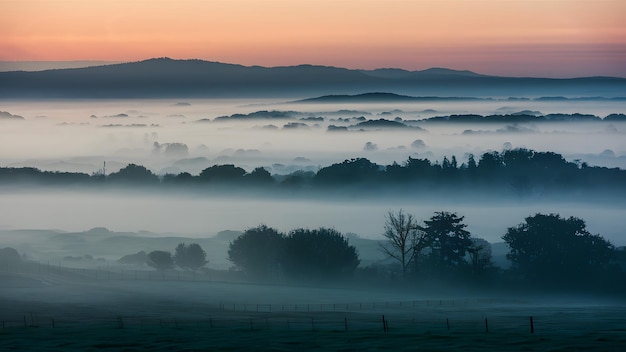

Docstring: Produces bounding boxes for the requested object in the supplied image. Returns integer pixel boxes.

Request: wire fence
[1,310,541,336]
[3,307,625,351]
[2,261,625,341]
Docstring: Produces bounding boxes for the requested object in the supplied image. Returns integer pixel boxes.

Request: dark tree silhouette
[380,210,428,276]
[0,167,91,185]
[421,211,472,273]
[280,170,315,189]
[466,154,477,170]
[467,238,494,277]
[107,164,159,183]
[147,250,174,273]
[228,225,285,279]
[174,243,208,272]
[314,158,381,185]
[404,157,435,182]
[0,247,21,264]
[243,167,275,185]
[281,228,360,280]
[503,213,615,284]
[1,147,625,196]
[477,151,503,182]
[118,251,148,265]
[199,164,246,182]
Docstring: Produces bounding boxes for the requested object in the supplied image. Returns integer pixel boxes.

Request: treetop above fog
[1,147,625,198]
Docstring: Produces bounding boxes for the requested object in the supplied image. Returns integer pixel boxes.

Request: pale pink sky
[1,0,625,77]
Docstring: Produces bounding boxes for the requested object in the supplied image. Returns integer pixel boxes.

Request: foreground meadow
[1,266,625,351]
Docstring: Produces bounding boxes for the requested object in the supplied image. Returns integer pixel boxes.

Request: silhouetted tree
[404,157,435,182]
[440,155,460,181]
[380,210,428,276]
[421,211,472,273]
[107,164,159,183]
[281,228,360,280]
[244,167,275,185]
[199,164,246,183]
[280,170,315,189]
[467,154,477,170]
[174,171,195,184]
[174,243,208,272]
[503,213,615,285]
[0,247,21,265]
[228,225,285,279]
[147,250,174,273]
[477,151,503,181]
[118,251,148,265]
[0,167,91,185]
[314,158,380,185]
[467,238,494,277]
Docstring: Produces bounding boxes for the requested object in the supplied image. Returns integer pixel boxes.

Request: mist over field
[1,97,625,241]
[2,94,626,350]
[1,98,625,173]
[3,0,626,346]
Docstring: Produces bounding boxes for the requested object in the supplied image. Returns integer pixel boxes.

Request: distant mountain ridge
[296,92,626,103]
[1,57,624,99]
[297,92,484,103]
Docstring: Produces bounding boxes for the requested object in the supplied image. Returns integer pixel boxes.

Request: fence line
[2,261,580,337]
[0,312,540,335]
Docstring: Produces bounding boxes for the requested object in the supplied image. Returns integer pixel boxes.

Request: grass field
[1,265,625,351]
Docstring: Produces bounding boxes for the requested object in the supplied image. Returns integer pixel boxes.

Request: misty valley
[2,0,626,343]
[2,96,626,350]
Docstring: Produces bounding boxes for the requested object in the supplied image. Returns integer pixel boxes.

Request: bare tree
[467,238,494,277]
[380,209,428,276]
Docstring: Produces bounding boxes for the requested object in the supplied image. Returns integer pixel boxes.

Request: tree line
[1,148,625,196]
[125,210,624,292]
[126,227,360,282]
[145,243,208,274]
[380,210,620,290]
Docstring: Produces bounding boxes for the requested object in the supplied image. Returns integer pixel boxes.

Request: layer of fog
[0,99,625,176]
[0,189,624,247]
[0,98,624,253]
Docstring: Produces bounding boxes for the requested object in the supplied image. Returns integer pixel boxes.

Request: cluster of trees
[503,213,616,286]
[228,225,360,281]
[222,210,621,290]
[146,243,208,273]
[1,148,625,197]
[381,210,490,279]
[315,148,626,196]
[4,209,621,293]
[380,209,619,289]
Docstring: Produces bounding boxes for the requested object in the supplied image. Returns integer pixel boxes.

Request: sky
[1,0,625,77]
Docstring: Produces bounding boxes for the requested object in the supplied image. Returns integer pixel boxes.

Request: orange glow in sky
[1,0,625,77]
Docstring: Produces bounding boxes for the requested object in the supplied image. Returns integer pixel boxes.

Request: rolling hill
[1,58,625,99]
